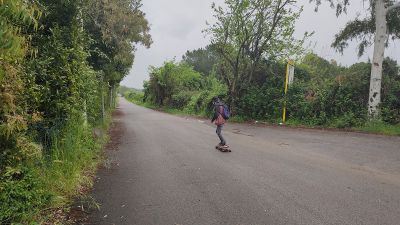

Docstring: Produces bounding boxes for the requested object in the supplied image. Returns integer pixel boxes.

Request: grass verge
[0,114,112,224]
[354,121,400,136]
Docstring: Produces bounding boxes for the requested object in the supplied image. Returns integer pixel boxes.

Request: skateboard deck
[215,145,232,152]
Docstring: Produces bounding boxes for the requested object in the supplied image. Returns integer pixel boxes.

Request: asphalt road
[89,98,400,225]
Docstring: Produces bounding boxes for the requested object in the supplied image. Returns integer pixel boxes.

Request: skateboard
[215,145,232,152]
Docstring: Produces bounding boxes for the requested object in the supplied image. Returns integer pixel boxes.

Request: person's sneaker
[221,145,229,148]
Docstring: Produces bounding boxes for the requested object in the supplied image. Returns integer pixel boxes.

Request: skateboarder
[211,97,229,149]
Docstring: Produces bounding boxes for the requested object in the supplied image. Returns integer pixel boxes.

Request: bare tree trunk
[368,0,387,119]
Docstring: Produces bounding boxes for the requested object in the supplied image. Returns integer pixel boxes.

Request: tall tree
[206,0,308,111]
[83,0,152,109]
[84,0,152,85]
[312,0,400,119]
[182,45,218,76]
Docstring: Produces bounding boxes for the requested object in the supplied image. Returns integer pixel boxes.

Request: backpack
[222,104,230,120]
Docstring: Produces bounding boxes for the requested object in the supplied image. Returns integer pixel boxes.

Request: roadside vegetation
[122,0,400,136]
[0,0,150,224]
[122,53,400,136]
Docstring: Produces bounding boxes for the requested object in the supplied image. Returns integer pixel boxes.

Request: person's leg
[216,126,222,145]
[216,125,226,145]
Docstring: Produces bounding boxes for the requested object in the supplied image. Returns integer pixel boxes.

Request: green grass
[354,121,400,136]
[0,113,112,224]
[41,119,109,224]
[286,119,400,136]
[229,115,247,123]
[125,94,206,118]
[39,115,112,224]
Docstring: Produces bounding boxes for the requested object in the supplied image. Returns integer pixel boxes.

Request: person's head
[212,97,220,105]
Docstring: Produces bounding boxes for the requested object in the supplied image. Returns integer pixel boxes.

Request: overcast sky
[121,0,400,89]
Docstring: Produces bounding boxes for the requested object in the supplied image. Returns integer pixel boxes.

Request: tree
[206,0,308,111]
[312,0,400,119]
[182,45,218,76]
[83,0,152,111]
[144,61,203,106]
[84,0,152,81]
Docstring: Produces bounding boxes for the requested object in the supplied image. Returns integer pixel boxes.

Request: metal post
[282,61,294,123]
[282,62,290,123]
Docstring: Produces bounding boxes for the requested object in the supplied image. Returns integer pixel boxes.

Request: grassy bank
[124,92,400,136]
[0,115,112,224]
[354,121,400,136]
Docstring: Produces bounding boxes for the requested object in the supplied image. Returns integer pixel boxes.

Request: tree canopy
[311,0,400,118]
[207,0,308,109]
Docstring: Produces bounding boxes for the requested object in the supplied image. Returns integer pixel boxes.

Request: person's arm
[211,106,218,122]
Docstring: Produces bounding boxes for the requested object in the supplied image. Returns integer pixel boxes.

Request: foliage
[0,0,41,177]
[183,76,227,115]
[206,0,308,109]
[139,53,399,133]
[0,167,49,224]
[84,0,152,86]
[0,5,43,220]
[124,89,145,104]
[141,61,227,116]
[310,0,400,118]
[325,0,400,56]
[182,45,218,76]
[144,61,203,106]
[301,53,343,79]
[236,61,286,121]
[355,120,400,135]
[119,85,142,96]
[285,58,400,127]
[0,0,151,223]
[0,0,40,64]
[381,57,400,124]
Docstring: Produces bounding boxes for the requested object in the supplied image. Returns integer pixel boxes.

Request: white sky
[121,0,400,89]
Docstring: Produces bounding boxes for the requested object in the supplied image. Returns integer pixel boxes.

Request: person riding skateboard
[211,97,228,148]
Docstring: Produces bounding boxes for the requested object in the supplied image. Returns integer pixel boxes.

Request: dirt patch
[111,107,124,118]
[104,108,126,151]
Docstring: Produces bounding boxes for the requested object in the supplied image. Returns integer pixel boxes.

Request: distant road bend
[89,98,400,225]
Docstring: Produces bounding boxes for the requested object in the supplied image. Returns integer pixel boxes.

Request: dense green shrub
[286,62,370,126]
[0,167,50,224]
[145,61,203,106]
[1,0,151,223]
[381,58,400,124]
[184,76,227,115]
[139,54,399,128]
[237,85,283,121]
[171,91,194,109]
[125,91,145,104]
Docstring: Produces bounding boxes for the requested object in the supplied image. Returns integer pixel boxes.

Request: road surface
[89,98,400,225]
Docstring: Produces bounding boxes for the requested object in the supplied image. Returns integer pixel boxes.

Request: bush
[0,167,50,224]
[171,91,193,109]
[237,85,283,121]
[125,91,145,104]
[138,55,399,133]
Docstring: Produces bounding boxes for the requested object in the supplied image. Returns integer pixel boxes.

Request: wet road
[89,98,400,225]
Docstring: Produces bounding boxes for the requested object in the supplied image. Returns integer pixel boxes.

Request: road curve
[89,98,400,225]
